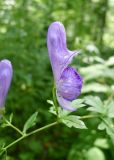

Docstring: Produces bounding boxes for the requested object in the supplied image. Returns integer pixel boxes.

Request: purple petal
[47,22,79,82]
[57,94,76,111]
[0,59,13,108]
[47,21,83,111]
[57,67,83,101]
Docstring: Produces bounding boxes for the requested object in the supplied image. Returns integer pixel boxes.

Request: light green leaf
[85,96,103,113]
[106,56,114,66]
[23,112,38,134]
[82,83,110,93]
[85,96,103,108]
[49,106,57,115]
[9,113,13,123]
[72,99,86,109]
[107,101,114,118]
[98,118,114,141]
[98,122,106,130]
[86,147,105,160]
[62,115,87,129]
[47,100,54,105]
[94,138,109,149]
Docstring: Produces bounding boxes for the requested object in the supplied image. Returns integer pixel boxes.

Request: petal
[47,22,79,81]
[57,93,76,111]
[0,59,13,107]
[57,67,83,101]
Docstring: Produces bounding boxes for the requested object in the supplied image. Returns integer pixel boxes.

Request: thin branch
[4,119,23,136]
[3,121,58,151]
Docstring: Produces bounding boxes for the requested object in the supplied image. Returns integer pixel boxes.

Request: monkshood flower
[0,59,13,109]
[47,22,83,111]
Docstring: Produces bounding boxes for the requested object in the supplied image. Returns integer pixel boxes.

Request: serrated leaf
[98,118,114,140]
[82,83,110,93]
[85,96,103,108]
[72,99,86,109]
[59,109,70,117]
[23,112,38,134]
[62,115,87,129]
[87,107,99,112]
[85,96,103,113]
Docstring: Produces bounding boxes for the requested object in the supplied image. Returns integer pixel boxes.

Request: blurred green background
[0,0,114,159]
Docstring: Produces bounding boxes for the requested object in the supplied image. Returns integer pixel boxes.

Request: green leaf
[59,109,71,117]
[62,115,87,129]
[9,113,13,123]
[23,112,38,134]
[49,106,57,115]
[72,99,86,109]
[47,100,54,105]
[94,138,109,149]
[85,96,103,113]
[58,99,86,118]
[98,118,114,141]
[86,147,106,160]
[98,122,106,130]
[106,56,114,66]
[107,101,114,118]
[82,83,110,93]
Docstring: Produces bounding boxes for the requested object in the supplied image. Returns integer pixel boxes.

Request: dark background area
[0,0,114,159]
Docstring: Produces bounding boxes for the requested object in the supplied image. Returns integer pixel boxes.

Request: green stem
[81,115,114,133]
[3,135,25,151]
[4,119,23,136]
[52,86,58,115]
[100,117,114,133]
[3,121,57,151]
[80,115,99,119]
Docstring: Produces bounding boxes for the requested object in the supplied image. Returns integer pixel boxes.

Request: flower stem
[52,86,59,116]
[3,121,57,151]
[100,117,114,133]
[4,119,23,136]
[80,115,99,119]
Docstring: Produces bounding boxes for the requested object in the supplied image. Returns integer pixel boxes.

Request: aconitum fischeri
[0,59,13,108]
[47,22,83,111]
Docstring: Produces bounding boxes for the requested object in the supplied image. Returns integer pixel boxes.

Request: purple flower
[0,59,13,108]
[47,22,83,111]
